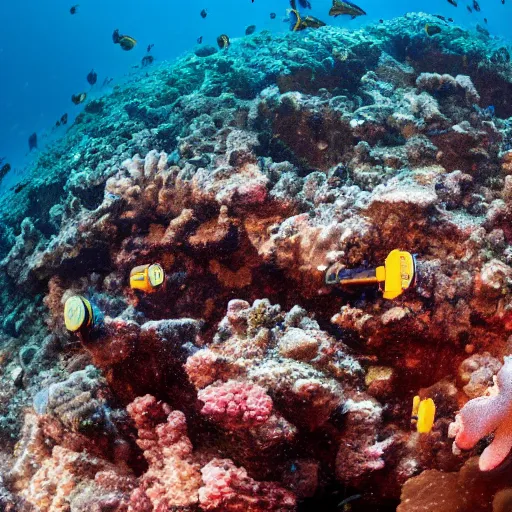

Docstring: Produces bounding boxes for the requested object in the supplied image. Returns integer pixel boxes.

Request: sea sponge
[449,356,512,471]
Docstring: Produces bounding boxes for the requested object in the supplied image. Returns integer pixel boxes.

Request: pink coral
[198,380,273,430]
[126,395,202,509]
[199,458,297,511]
[450,357,512,471]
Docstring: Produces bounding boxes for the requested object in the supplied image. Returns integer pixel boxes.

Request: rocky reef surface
[1,12,512,511]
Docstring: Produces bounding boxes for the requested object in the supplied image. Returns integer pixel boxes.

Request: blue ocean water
[0,0,510,188]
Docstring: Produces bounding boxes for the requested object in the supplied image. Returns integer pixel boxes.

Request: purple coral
[450,357,512,471]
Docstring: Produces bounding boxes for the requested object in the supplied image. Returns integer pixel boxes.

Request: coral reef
[2,11,512,510]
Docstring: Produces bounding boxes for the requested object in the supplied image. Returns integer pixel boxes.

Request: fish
[502,0,505,4]
[425,23,442,36]
[197,36,203,44]
[245,24,256,35]
[467,5,473,12]
[112,29,137,51]
[147,43,154,53]
[473,0,480,11]
[60,113,68,125]
[0,163,11,184]
[433,14,453,22]
[289,9,326,30]
[329,0,366,19]
[102,77,113,87]
[290,0,312,9]
[71,92,87,105]
[86,69,97,86]
[270,12,277,19]
[484,17,488,23]
[70,4,79,14]
[338,495,362,510]
[14,181,29,194]
[200,9,207,18]
[217,34,230,49]
[447,0,457,6]
[141,55,154,67]
[28,132,37,151]
[476,24,490,36]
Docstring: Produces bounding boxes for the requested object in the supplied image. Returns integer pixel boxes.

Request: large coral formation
[2,12,512,511]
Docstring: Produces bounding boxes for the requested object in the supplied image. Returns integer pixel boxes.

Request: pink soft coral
[198,380,273,430]
[450,356,512,471]
[199,458,296,511]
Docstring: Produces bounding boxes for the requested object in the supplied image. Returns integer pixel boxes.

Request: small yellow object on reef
[64,296,94,332]
[411,395,436,434]
[130,263,165,293]
[325,249,417,300]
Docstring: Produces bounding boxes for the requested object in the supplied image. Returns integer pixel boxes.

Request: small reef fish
[289,9,326,31]
[0,162,11,185]
[467,5,473,13]
[71,92,87,105]
[411,396,436,434]
[270,12,277,19]
[217,34,230,49]
[476,24,490,36]
[329,0,366,19]
[141,55,154,67]
[147,44,154,53]
[86,69,97,86]
[28,133,37,151]
[483,17,488,23]
[290,0,312,9]
[102,77,113,87]
[433,14,454,22]
[245,25,256,35]
[197,36,203,44]
[70,4,79,14]
[338,494,362,510]
[60,113,68,125]
[447,0,457,6]
[473,0,481,11]
[13,181,29,193]
[200,9,207,18]
[425,23,442,36]
[112,29,137,51]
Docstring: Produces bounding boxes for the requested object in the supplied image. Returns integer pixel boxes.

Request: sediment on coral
[2,12,512,511]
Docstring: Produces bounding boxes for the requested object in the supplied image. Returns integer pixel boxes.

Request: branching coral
[126,394,202,510]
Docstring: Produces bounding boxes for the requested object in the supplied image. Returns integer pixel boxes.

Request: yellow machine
[64,296,94,333]
[129,263,165,293]
[411,396,436,434]
[325,249,417,300]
